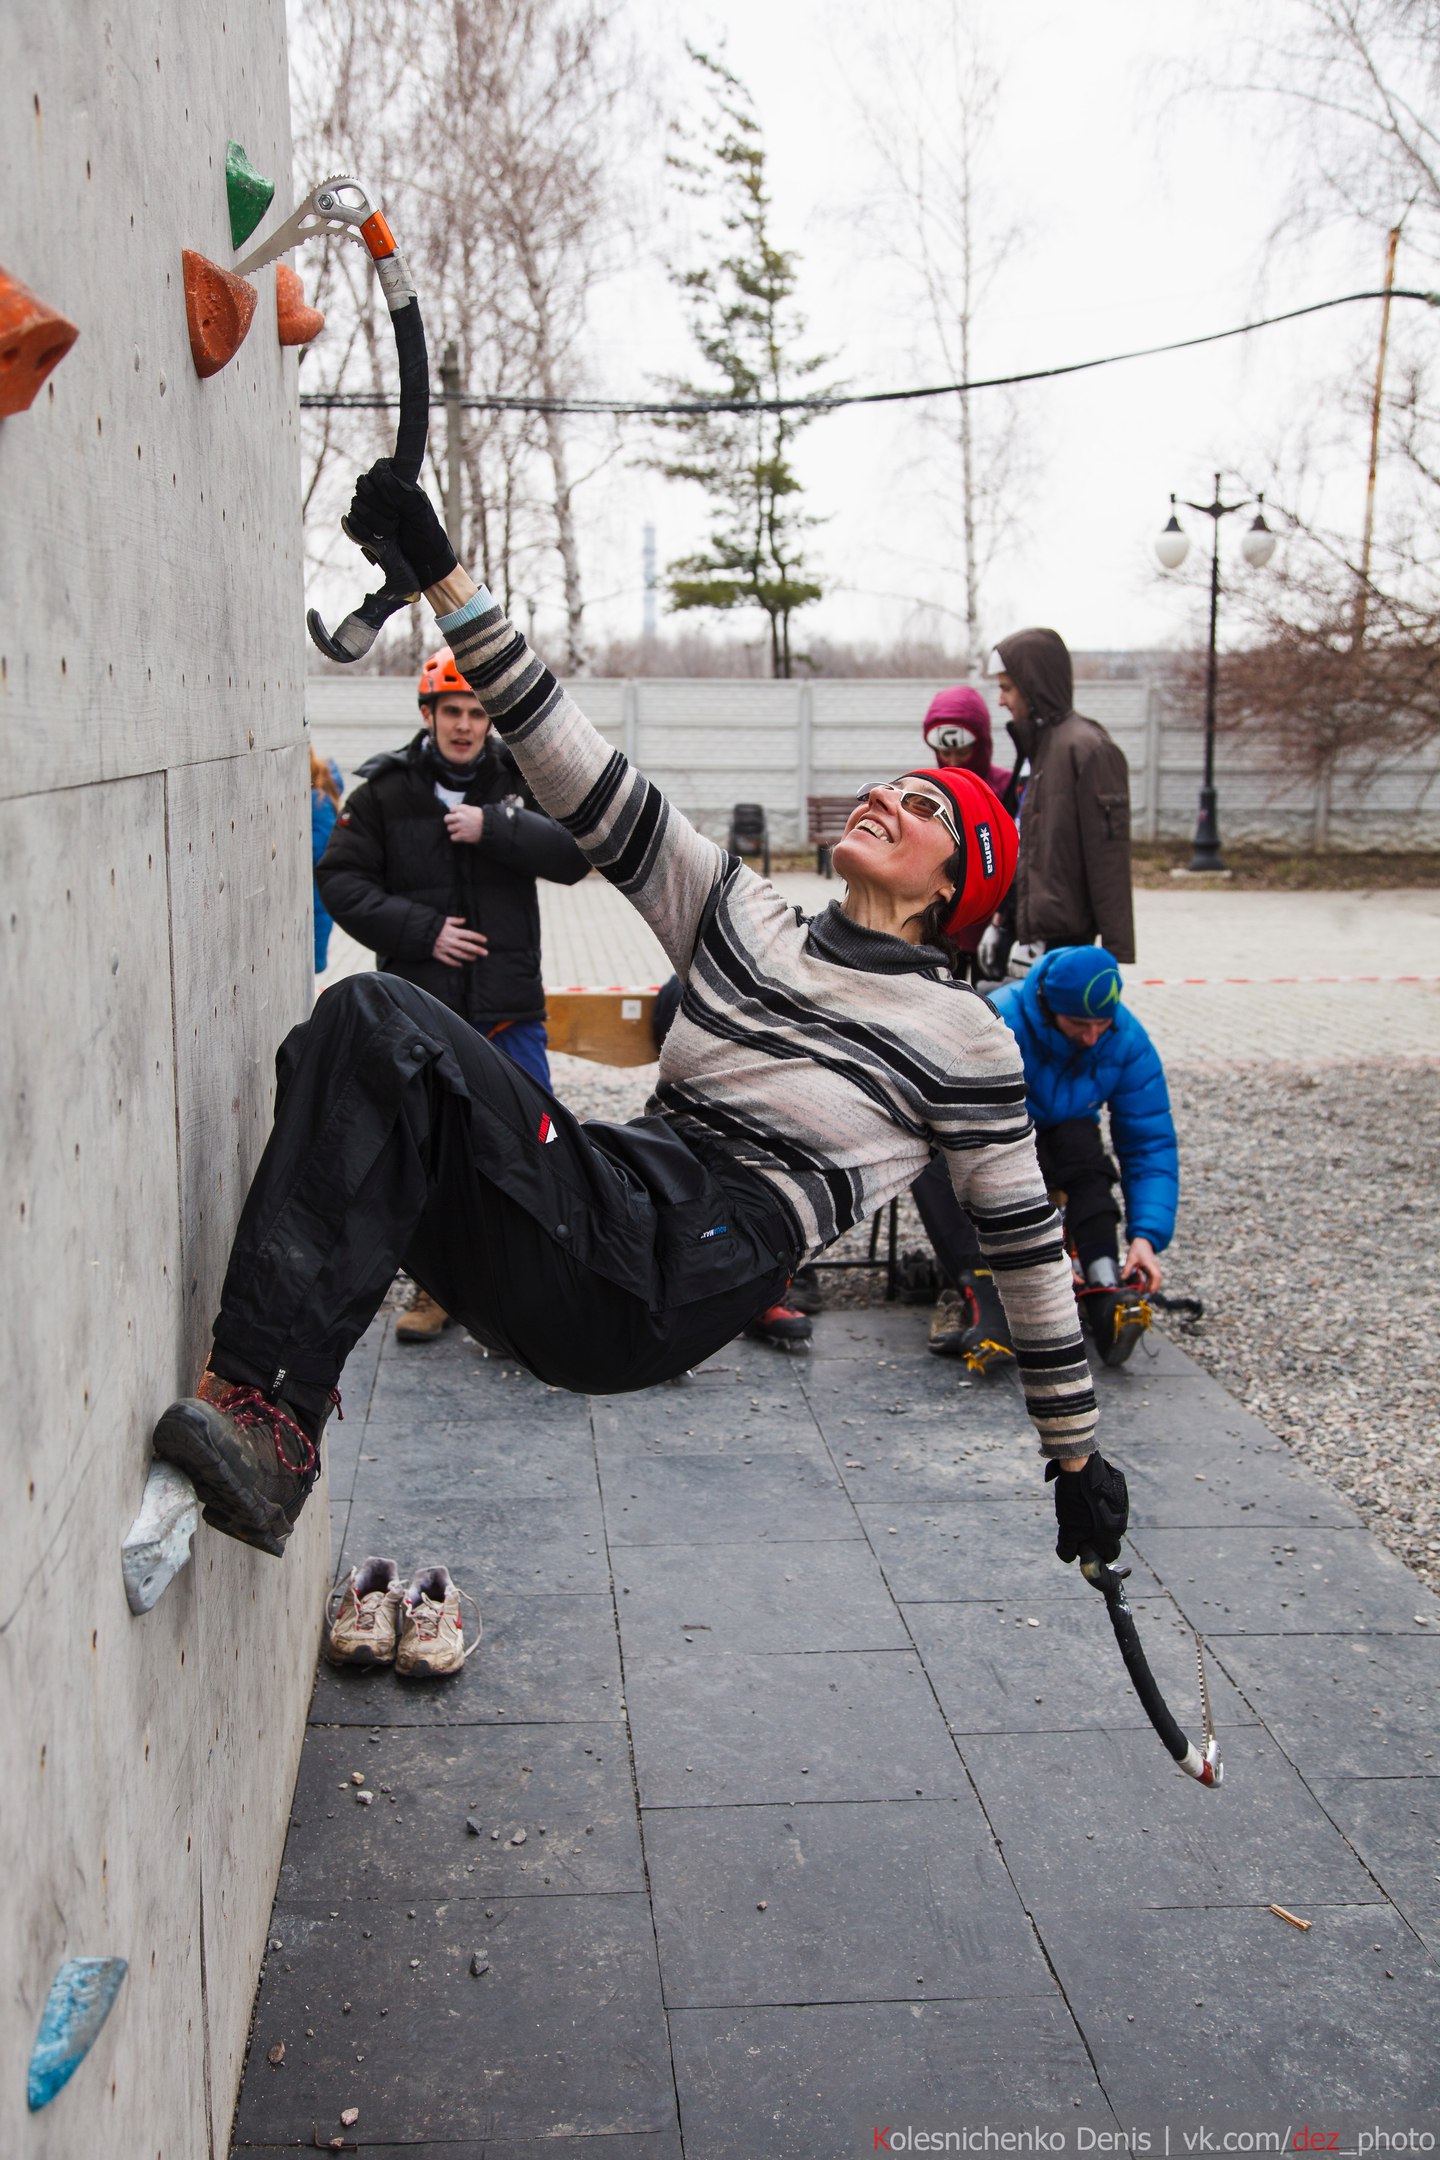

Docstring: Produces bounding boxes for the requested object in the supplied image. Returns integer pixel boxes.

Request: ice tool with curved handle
[236,176,430,661]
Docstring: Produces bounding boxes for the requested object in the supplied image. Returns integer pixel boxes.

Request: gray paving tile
[1092,1327,1207,1384]
[280,1722,640,1903]
[590,1380,817,1453]
[803,1347,997,1412]
[822,1423,1046,1505]
[238,2140,682,2158]
[600,1446,859,1546]
[858,1501,1164,1602]
[1212,1634,1440,1778]
[311,1591,623,1727]
[366,1331,552,1419]
[644,1799,1046,2007]
[668,1998,1105,2159]
[1120,1432,1362,1529]
[803,1306,936,1363]
[612,1539,909,1655]
[1310,1776,1440,1951]
[907,1597,1258,1736]
[231,1895,676,2145]
[349,1416,600,1507]
[962,1726,1387,1911]
[1132,1526,1440,1634]
[587,1365,807,1451]
[624,1648,966,1806]
[339,1494,609,1596]
[1034,1902,1440,2116]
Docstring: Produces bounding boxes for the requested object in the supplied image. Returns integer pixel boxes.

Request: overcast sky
[571,0,1410,660]
[301,0,1422,664]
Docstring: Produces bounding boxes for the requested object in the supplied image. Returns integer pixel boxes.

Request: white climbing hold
[121,1462,199,1614]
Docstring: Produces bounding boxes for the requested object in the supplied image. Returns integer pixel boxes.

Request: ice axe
[235,175,430,662]
[1079,1550,1222,1787]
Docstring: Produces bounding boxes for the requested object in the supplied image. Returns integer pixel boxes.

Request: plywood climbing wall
[0,2,324,2154]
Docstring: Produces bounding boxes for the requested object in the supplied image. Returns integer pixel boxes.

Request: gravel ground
[547,1050,1440,1593]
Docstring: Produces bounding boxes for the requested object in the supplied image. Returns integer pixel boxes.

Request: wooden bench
[806,794,853,876]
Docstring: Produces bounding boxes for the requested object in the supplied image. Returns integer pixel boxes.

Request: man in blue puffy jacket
[917,945,1178,1368]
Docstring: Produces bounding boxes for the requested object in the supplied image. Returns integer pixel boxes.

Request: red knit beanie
[906,766,1019,937]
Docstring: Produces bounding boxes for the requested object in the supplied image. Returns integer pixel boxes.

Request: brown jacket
[996,628,1136,963]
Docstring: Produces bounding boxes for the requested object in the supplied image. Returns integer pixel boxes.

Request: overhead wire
[298,286,1438,420]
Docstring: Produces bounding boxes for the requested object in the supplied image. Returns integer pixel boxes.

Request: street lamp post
[1155,474,1276,872]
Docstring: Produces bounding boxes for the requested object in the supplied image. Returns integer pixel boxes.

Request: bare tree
[1187,2,1440,794]
[838,1,1034,672]
[290,0,629,669]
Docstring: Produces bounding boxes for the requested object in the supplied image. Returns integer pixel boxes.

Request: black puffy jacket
[316,729,589,1027]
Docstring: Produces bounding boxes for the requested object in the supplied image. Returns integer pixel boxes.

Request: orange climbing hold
[0,267,79,418]
[182,250,257,379]
[275,262,325,349]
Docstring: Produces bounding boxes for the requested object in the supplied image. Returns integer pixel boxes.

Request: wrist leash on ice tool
[236,176,429,662]
[1079,1549,1223,1787]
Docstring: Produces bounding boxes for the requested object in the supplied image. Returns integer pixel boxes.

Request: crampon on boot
[152,1370,333,1557]
[955,1267,1016,1377]
[1080,1279,1153,1368]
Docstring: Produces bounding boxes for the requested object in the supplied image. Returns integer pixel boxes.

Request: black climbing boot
[955,1267,1016,1377]
[1083,1284,1152,1368]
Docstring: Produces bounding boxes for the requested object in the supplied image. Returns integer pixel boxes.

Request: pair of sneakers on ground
[325,1558,480,1678]
[929,1262,1151,1372]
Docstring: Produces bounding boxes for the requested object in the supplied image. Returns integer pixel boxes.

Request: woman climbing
[151,463,1128,1576]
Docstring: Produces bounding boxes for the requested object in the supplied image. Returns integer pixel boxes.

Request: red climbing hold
[275,262,325,349]
[0,267,79,418]
[182,250,257,379]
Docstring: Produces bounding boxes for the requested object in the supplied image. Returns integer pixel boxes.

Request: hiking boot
[152,1369,323,1557]
[395,1565,480,1679]
[324,1556,402,1668]
[954,1267,1016,1377]
[784,1265,824,1316]
[1084,1284,1152,1368]
[927,1286,970,1358]
[395,1286,452,1344]
[743,1301,814,1349]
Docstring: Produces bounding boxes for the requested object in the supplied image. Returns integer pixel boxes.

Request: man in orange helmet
[317,647,588,1340]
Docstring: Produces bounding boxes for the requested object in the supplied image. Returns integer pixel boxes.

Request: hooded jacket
[316,728,588,1028]
[994,628,1135,962]
[988,950,1178,1250]
[921,686,1013,795]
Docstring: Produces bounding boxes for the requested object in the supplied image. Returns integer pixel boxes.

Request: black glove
[1045,1451,1129,1565]
[347,460,458,590]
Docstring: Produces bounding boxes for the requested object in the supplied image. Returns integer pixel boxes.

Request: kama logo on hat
[1084,967,1122,1017]
[975,820,996,878]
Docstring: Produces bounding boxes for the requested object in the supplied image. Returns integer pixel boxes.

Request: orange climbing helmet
[417,648,474,706]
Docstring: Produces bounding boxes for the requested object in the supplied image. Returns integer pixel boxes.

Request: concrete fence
[308,673,1440,850]
[2,6,323,2155]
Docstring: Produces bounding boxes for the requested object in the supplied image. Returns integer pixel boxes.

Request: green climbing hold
[226,141,274,250]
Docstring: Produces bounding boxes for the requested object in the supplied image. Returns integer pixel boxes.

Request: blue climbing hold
[28,1958,128,2111]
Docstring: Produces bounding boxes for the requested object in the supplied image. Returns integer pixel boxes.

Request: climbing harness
[235,176,430,662]
[1079,1549,1223,1787]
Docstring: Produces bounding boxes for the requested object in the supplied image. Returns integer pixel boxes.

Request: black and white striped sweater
[439,588,1097,1458]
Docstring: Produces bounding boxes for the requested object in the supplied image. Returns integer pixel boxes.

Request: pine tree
[654,50,832,677]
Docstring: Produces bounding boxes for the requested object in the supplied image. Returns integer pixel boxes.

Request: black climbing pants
[911,1115,1122,1286]
[210,973,800,1424]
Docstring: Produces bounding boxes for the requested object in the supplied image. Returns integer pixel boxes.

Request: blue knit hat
[1042,947,1123,1018]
